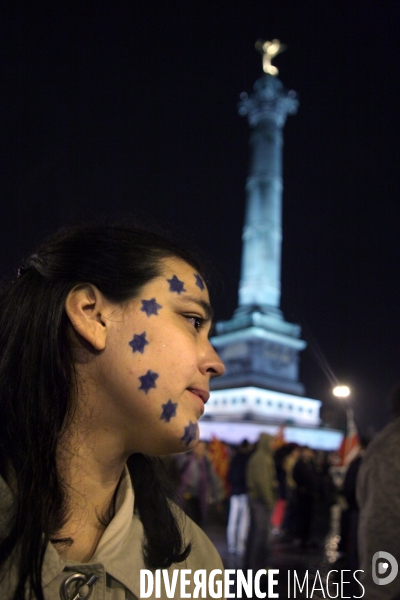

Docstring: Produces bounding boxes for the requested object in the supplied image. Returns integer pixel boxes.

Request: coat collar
[42,466,145,596]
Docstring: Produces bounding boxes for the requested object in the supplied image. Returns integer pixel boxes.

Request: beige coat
[0,469,224,600]
[246,433,277,510]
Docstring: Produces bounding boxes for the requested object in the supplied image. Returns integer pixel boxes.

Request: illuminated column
[237,72,298,311]
[211,42,305,397]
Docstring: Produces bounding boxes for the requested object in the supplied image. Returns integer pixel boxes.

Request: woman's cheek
[125,301,199,451]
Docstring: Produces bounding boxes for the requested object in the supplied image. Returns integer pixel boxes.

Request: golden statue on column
[255,39,286,76]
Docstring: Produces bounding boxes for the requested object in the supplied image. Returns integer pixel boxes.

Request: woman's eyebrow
[178,295,213,320]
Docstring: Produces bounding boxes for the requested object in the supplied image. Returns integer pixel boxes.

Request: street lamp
[332,384,356,462]
[332,385,350,398]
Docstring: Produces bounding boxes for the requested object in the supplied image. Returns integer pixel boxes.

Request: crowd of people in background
[165,434,340,568]
[162,381,400,600]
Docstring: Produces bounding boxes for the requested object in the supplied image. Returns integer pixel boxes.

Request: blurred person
[357,383,400,599]
[339,438,368,580]
[280,444,301,539]
[272,443,299,535]
[244,433,278,570]
[311,451,337,544]
[292,446,317,547]
[177,441,224,527]
[226,440,252,556]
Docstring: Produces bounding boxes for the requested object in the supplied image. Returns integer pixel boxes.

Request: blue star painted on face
[194,273,205,291]
[167,275,186,294]
[128,332,149,354]
[140,298,162,317]
[138,370,159,394]
[180,421,198,446]
[160,399,178,423]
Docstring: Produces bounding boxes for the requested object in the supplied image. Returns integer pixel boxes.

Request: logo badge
[372,551,398,586]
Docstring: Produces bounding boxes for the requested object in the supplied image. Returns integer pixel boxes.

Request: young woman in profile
[0,223,225,600]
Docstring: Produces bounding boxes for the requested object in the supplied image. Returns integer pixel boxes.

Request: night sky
[2,1,399,436]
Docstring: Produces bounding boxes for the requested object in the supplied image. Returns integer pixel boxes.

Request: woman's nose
[200,342,225,378]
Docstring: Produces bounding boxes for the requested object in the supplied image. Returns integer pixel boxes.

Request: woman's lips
[187,388,210,404]
[187,388,209,416]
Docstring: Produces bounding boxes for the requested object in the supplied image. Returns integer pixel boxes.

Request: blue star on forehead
[128,332,149,354]
[180,421,198,446]
[160,399,178,423]
[166,275,186,294]
[138,370,159,394]
[194,273,205,291]
[140,297,162,317]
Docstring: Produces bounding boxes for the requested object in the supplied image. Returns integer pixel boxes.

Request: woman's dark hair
[0,223,203,599]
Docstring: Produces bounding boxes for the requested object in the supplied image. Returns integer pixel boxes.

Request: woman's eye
[186,316,204,331]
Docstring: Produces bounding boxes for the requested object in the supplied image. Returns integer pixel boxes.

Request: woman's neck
[54,423,128,562]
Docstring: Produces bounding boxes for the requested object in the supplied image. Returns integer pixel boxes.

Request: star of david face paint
[128,332,149,354]
[180,421,198,446]
[167,275,186,294]
[140,298,162,316]
[138,369,159,393]
[160,399,178,422]
[194,273,205,291]
[95,258,225,455]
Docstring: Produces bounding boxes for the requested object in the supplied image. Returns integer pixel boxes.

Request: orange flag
[208,436,230,494]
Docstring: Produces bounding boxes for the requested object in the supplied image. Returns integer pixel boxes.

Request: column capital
[238,74,298,127]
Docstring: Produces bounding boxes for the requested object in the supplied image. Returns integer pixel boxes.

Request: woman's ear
[65,284,107,351]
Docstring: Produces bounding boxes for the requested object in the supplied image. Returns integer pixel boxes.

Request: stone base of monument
[210,323,306,396]
[204,386,320,427]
